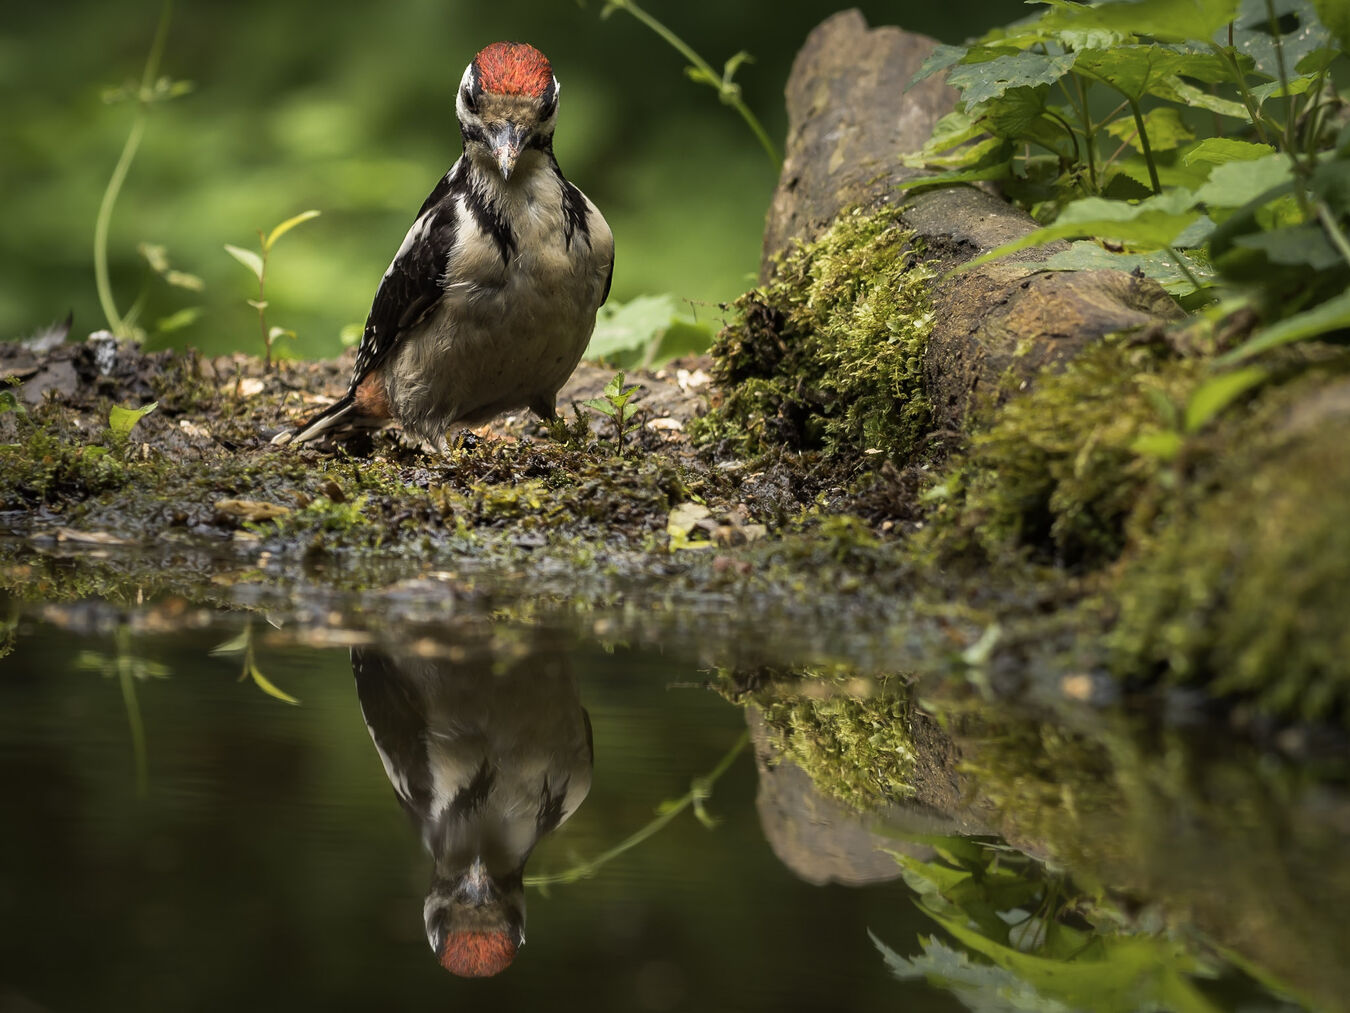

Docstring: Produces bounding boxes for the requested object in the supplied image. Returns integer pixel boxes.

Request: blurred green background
[1,0,1022,359]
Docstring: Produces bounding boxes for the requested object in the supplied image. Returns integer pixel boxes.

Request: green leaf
[1229,0,1332,78]
[1181,137,1277,168]
[1221,287,1350,361]
[1184,366,1268,431]
[108,401,158,439]
[1037,0,1241,43]
[263,209,320,251]
[209,631,250,657]
[1076,46,1194,100]
[1149,75,1251,119]
[1042,242,1215,294]
[947,51,1077,107]
[960,191,1201,268]
[1234,224,1343,268]
[224,243,264,282]
[910,43,970,87]
[1105,106,1194,152]
[1312,0,1350,49]
[586,294,712,367]
[1193,153,1295,208]
[156,307,203,333]
[1250,73,1319,102]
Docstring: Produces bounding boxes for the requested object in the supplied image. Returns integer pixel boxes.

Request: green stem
[92,0,175,339]
[525,731,749,887]
[605,0,779,167]
[1165,247,1205,293]
[1215,44,1270,145]
[1126,98,1161,194]
[94,116,146,336]
[1074,75,1099,192]
[1316,202,1350,269]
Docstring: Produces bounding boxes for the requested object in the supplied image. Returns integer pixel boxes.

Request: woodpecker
[352,643,594,976]
[275,41,614,450]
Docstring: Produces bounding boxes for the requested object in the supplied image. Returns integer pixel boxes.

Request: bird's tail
[272,393,375,447]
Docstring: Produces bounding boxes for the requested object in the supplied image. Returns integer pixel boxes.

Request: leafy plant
[225,209,321,371]
[582,370,643,448]
[903,0,1350,360]
[0,378,24,419]
[94,0,194,339]
[526,731,747,889]
[597,0,779,167]
[108,400,158,441]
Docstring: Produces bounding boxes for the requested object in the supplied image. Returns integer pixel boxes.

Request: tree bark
[761,10,1182,431]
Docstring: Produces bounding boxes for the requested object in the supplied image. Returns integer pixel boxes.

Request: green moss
[921,339,1202,568]
[0,415,132,507]
[694,205,935,462]
[1108,374,1350,723]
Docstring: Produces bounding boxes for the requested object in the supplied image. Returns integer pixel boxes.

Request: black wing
[351,647,433,819]
[348,163,466,388]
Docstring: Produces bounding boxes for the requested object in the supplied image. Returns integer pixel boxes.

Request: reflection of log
[747,707,988,887]
[761,10,1181,432]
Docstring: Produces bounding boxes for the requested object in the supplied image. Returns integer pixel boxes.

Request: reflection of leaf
[246,661,300,706]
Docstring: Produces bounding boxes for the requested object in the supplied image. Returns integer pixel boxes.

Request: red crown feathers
[473,42,553,98]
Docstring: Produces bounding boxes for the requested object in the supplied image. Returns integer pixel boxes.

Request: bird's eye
[461,87,478,114]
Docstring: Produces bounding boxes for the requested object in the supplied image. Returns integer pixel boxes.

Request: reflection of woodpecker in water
[353,646,593,977]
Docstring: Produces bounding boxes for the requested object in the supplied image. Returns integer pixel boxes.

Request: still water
[0,596,1342,1012]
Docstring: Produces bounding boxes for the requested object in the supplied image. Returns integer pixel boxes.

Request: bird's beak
[459,857,494,906]
[489,123,528,181]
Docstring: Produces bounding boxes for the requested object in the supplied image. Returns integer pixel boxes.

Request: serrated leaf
[960,191,1201,267]
[1149,75,1251,118]
[263,209,320,251]
[1193,152,1295,208]
[1042,242,1215,294]
[1076,46,1197,99]
[108,401,158,439]
[947,51,1077,107]
[224,243,264,281]
[1222,287,1350,361]
[909,43,970,87]
[1184,366,1268,431]
[1182,137,1278,167]
[1039,0,1240,43]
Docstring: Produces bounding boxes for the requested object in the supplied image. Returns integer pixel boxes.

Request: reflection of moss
[737,669,920,808]
[694,206,935,462]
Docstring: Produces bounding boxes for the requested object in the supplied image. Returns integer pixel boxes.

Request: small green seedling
[108,400,158,441]
[0,378,24,418]
[225,209,320,371]
[582,371,642,448]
